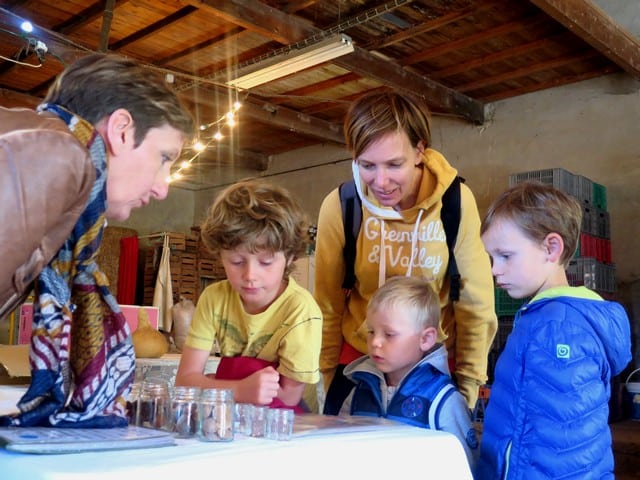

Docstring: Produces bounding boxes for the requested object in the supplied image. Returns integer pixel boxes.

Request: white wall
[431,72,640,284]
[111,185,195,235]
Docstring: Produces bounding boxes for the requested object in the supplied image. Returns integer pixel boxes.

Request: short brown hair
[200,179,310,277]
[43,53,194,146]
[367,276,440,331]
[344,90,432,158]
[481,181,582,266]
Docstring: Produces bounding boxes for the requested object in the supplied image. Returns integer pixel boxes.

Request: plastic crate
[592,182,607,210]
[566,257,616,292]
[594,208,610,239]
[566,257,597,290]
[509,168,578,198]
[578,233,612,264]
[575,175,593,205]
[596,262,617,293]
[596,237,612,264]
[581,206,596,236]
[494,288,528,316]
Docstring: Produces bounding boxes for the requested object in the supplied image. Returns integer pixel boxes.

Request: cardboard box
[0,344,30,384]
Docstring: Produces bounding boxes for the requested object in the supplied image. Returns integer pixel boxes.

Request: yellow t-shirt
[185,277,322,385]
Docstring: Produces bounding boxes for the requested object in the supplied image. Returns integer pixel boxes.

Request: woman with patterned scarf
[0,54,194,427]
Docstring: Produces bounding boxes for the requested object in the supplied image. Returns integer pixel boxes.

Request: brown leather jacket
[0,107,95,319]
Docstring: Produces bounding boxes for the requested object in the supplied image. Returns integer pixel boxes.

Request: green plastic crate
[592,182,607,210]
[494,287,528,316]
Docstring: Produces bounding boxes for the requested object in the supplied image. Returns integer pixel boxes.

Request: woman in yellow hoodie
[315,90,497,414]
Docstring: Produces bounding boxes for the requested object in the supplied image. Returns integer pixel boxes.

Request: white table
[0,386,473,480]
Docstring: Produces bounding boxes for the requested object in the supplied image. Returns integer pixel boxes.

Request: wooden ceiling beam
[156,26,245,66]
[108,5,199,51]
[187,0,485,124]
[364,0,504,50]
[430,32,571,80]
[183,0,312,45]
[529,0,640,78]
[182,86,345,145]
[336,49,485,124]
[269,72,362,105]
[457,50,600,93]
[187,144,270,171]
[241,98,345,145]
[401,13,547,66]
[479,64,619,102]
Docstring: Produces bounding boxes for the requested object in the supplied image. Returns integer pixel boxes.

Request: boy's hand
[239,366,280,405]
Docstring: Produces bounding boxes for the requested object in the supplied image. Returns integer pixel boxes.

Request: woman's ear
[415,140,426,158]
[102,108,135,154]
[419,326,438,352]
[543,232,565,263]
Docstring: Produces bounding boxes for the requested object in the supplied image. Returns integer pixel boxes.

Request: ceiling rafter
[429,32,571,80]
[479,64,619,102]
[529,0,640,78]
[364,0,503,50]
[108,5,199,51]
[401,13,548,66]
[187,0,485,124]
[457,49,601,93]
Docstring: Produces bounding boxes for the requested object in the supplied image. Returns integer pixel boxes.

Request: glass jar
[124,382,141,425]
[171,386,201,438]
[198,388,234,442]
[137,378,171,431]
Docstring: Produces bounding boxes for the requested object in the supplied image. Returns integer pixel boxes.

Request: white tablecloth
[0,386,473,480]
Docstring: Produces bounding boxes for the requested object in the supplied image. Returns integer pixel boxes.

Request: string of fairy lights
[0,11,245,185]
[168,98,243,183]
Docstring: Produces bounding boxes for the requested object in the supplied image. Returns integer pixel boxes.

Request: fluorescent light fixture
[226,34,354,90]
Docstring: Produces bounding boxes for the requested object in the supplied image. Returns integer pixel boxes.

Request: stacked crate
[190,226,227,293]
[142,246,159,305]
[140,231,217,307]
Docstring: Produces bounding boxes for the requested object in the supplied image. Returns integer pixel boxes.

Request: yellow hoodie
[314,148,497,408]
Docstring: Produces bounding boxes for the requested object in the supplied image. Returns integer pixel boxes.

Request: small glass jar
[198,388,234,442]
[137,378,171,431]
[124,382,141,425]
[171,386,201,438]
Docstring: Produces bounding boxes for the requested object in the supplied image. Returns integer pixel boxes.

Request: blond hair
[367,276,440,331]
[481,181,582,266]
[200,179,310,277]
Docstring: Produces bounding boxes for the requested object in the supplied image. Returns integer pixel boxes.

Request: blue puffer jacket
[476,287,631,480]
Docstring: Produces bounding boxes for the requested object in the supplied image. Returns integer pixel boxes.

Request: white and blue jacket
[340,344,479,469]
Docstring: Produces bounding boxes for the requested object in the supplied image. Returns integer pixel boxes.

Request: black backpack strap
[339,180,361,290]
[441,176,463,302]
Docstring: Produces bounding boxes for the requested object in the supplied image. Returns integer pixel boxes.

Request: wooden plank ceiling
[0,0,638,190]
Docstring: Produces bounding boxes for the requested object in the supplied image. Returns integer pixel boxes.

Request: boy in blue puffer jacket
[477,181,631,479]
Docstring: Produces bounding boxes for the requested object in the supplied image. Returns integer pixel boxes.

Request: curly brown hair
[200,179,310,278]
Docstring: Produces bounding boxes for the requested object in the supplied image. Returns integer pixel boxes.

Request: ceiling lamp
[226,34,354,90]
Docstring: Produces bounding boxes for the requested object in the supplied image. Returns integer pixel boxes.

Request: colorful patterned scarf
[0,104,135,427]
